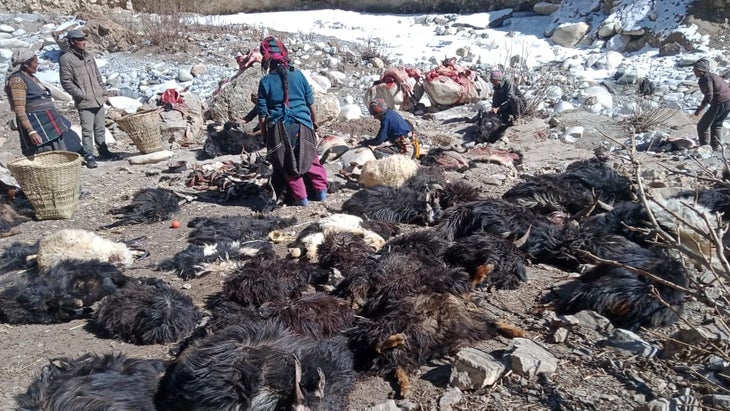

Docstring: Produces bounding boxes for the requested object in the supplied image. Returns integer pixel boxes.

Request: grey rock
[702,394,730,408]
[507,338,558,378]
[438,387,463,410]
[367,400,401,411]
[603,328,659,358]
[450,347,506,390]
[551,327,569,343]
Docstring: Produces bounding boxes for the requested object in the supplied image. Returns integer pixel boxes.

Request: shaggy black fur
[503,158,632,216]
[221,256,327,306]
[443,233,527,290]
[440,180,482,209]
[474,110,506,143]
[199,121,265,160]
[0,241,38,275]
[92,277,202,345]
[342,185,443,226]
[106,188,180,227]
[543,247,688,329]
[434,198,541,241]
[157,240,274,279]
[380,230,451,258]
[16,353,163,411]
[317,232,374,270]
[187,215,296,245]
[347,292,521,396]
[206,293,354,340]
[156,321,355,411]
[0,259,130,324]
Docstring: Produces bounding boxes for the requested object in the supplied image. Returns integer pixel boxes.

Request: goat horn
[513,226,531,248]
[293,355,304,405]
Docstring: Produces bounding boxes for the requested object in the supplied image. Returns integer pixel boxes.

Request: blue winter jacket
[365,109,412,146]
[257,68,314,129]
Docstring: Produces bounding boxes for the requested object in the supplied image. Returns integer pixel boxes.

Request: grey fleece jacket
[59,48,106,109]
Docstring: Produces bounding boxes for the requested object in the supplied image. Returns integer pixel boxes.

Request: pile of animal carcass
[1,136,723,408]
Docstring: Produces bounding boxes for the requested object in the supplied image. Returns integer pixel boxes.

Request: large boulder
[550,22,590,48]
[206,69,261,123]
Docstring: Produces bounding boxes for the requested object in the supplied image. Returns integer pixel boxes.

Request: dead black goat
[157,240,274,279]
[156,321,355,411]
[347,292,523,398]
[200,121,265,160]
[443,233,527,290]
[221,256,327,306]
[187,214,295,245]
[16,353,163,411]
[0,259,130,324]
[105,188,181,228]
[91,277,202,345]
[540,246,688,330]
[341,184,443,226]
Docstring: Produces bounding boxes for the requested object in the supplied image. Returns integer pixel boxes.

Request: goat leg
[471,263,494,287]
[376,333,407,353]
[493,319,526,338]
[394,366,411,398]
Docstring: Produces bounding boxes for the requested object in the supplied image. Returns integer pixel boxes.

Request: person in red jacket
[693,58,730,151]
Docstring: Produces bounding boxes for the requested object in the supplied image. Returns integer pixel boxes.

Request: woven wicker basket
[7,151,82,220]
[115,109,163,154]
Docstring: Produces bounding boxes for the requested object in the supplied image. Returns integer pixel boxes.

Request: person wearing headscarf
[692,58,730,151]
[4,48,72,158]
[59,29,119,165]
[489,70,526,125]
[257,36,328,206]
[362,98,415,158]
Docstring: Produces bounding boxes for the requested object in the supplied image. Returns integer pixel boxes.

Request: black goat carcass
[16,353,163,411]
[156,321,355,411]
[342,184,443,226]
[200,121,264,160]
[474,109,506,143]
[443,233,527,290]
[0,203,31,238]
[105,188,180,228]
[187,215,296,245]
[316,231,374,271]
[157,240,274,279]
[0,259,130,324]
[205,293,354,340]
[541,246,688,329]
[92,277,202,345]
[0,241,38,275]
[221,256,328,306]
[502,157,632,216]
[347,292,523,397]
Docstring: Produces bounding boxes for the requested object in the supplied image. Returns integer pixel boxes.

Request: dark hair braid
[276,63,289,106]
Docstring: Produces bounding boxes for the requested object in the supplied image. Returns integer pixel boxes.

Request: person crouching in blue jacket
[362,98,418,159]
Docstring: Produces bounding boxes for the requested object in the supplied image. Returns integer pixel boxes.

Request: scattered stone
[438,387,462,410]
[551,327,569,343]
[507,338,558,378]
[703,394,730,408]
[367,400,400,411]
[127,150,175,165]
[450,347,506,390]
[603,328,659,357]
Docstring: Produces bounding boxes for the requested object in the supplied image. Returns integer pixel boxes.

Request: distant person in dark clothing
[490,70,526,125]
[59,29,119,168]
[692,58,730,151]
[362,98,417,158]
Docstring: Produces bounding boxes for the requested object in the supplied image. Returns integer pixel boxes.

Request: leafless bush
[626,101,674,133]
[359,36,390,66]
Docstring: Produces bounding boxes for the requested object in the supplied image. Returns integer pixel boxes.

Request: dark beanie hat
[693,58,710,72]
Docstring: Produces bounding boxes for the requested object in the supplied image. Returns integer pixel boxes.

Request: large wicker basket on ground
[7,151,82,220]
[115,109,163,154]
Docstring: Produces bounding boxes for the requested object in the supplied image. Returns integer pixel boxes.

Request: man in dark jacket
[59,29,119,167]
[693,58,730,151]
[490,70,526,125]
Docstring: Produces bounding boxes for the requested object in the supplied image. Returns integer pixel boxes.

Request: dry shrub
[626,101,674,133]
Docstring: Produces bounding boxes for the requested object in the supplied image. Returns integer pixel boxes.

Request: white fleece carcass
[358,154,419,188]
[36,229,135,271]
[288,213,386,260]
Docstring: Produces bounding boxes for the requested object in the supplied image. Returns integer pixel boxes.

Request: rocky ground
[1,6,730,411]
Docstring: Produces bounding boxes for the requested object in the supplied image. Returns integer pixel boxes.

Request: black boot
[84,155,98,169]
[97,143,121,161]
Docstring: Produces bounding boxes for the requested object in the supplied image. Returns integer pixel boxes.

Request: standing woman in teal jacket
[257,36,328,206]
